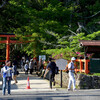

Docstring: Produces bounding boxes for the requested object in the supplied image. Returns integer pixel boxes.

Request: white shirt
[24,64,29,70]
[2,66,11,77]
[29,62,34,69]
[68,62,75,73]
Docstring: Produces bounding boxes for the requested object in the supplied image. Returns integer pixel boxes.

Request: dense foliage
[0,0,100,59]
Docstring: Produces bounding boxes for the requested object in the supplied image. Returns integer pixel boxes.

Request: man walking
[44,58,56,89]
[67,57,77,91]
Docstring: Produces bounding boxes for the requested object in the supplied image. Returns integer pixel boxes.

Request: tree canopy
[0,0,100,59]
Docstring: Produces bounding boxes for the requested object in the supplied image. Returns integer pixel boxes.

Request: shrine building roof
[79,40,100,46]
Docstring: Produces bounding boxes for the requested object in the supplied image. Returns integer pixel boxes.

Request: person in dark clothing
[44,58,56,89]
[29,59,34,74]
[12,62,18,84]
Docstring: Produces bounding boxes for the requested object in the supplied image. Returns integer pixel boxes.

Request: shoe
[2,94,5,96]
[67,89,71,91]
[53,82,55,86]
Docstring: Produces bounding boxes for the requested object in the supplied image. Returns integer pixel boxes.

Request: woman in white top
[2,61,12,95]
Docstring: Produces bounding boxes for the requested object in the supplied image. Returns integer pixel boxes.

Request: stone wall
[55,71,100,89]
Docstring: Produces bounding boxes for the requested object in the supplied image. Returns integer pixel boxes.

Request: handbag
[65,67,69,73]
[17,71,19,75]
[6,77,12,81]
[65,64,69,73]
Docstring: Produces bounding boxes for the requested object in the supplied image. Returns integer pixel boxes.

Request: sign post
[55,59,67,88]
[60,70,62,88]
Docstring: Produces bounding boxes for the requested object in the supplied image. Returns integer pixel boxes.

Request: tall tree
[0,0,100,58]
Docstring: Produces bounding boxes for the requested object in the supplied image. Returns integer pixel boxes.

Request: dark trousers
[25,69,28,75]
[49,73,55,89]
[30,68,33,74]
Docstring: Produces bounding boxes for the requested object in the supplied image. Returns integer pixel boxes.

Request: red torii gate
[0,33,32,66]
[0,33,15,61]
[0,33,24,63]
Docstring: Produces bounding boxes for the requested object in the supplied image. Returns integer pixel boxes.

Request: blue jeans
[2,77,11,95]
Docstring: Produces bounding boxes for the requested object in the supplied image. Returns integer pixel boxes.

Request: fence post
[85,60,88,74]
[60,70,62,88]
[80,59,83,73]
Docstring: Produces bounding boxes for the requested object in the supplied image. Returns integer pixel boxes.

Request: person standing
[67,57,76,91]
[29,59,34,74]
[12,62,18,84]
[0,64,5,86]
[34,59,37,72]
[2,60,12,95]
[44,58,56,89]
[20,57,25,71]
[24,60,29,75]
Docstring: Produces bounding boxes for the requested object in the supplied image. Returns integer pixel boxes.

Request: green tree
[0,0,100,59]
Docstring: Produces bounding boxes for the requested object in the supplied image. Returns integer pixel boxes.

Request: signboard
[39,55,46,61]
[55,59,67,70]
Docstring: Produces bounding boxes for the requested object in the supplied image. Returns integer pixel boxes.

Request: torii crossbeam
[0,33,31,67]
[0,33,26,61]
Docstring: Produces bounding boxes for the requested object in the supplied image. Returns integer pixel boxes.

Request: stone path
[0,71,56,92]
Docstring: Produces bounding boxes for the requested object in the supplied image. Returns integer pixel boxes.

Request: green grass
[77,72,100,76]
[92,73,100,76]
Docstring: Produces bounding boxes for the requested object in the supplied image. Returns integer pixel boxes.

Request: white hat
[71,57,76,61]
[26,60,29,63]
[30,59,33,62]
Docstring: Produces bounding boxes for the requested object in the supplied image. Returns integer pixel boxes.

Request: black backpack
[55,66,59,74]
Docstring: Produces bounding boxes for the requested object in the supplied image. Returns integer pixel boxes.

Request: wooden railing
[75,59,90,74]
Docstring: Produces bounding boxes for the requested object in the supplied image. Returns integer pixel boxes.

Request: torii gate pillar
[6,37,10,60]
[0,33,15,61]
[0,33,29,62]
